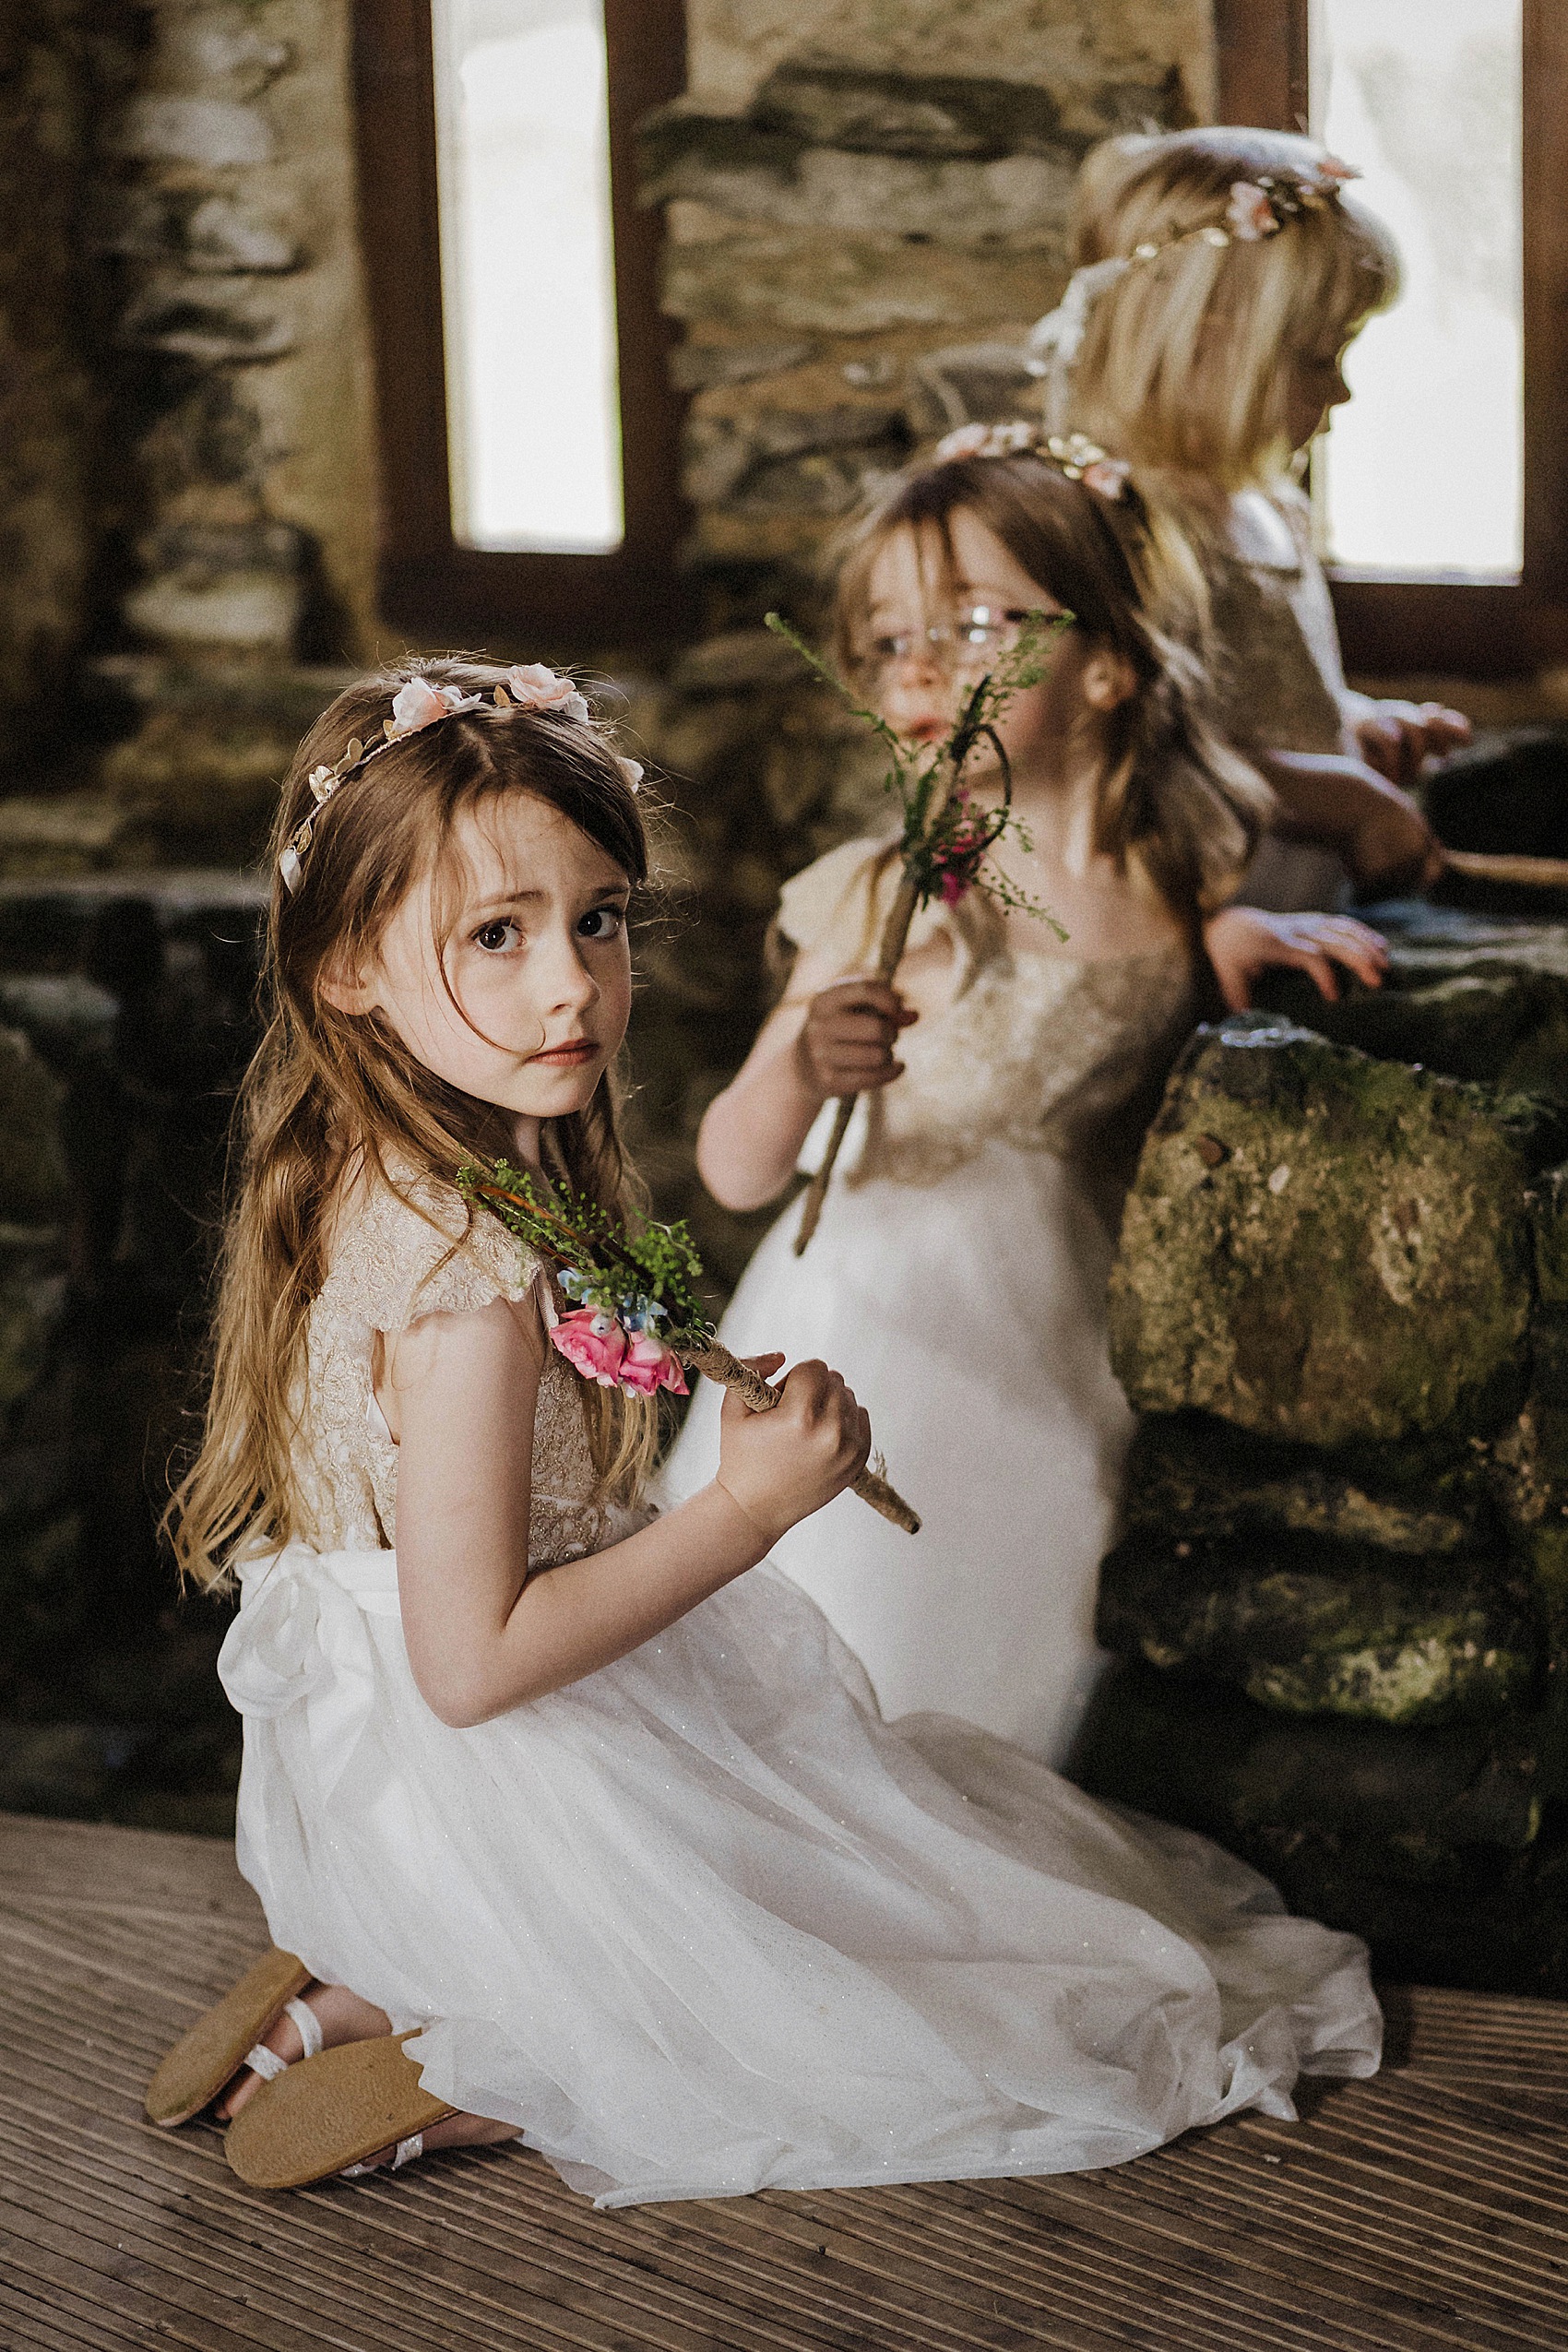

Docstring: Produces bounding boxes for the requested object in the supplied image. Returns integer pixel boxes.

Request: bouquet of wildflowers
[764,608,1069,1251]
[461,1162,920,1533]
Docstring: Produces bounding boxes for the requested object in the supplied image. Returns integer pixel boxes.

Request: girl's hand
[793,979,916,1104]
[1204,905,1389,1014]
[1343,778,1446,894]
[1348,695,1472,791]
[715,1352,872,1545]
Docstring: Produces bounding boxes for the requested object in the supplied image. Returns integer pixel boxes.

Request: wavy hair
[168,657,659,1590]
[831,453,1274,932]
[1063,127,1400,486]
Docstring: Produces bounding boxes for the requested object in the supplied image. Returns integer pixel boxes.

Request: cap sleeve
[331,1174,540,1336]
[776,837,963,971]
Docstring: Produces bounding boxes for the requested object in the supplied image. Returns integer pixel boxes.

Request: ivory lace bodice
[292,1175,611,1566]
[778,842,1194,1188]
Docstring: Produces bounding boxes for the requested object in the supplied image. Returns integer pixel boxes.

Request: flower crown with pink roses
[279,664,643,896]
[1027,154,1360,408]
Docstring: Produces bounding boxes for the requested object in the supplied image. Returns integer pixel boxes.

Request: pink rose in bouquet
[619,1331,689,1397]
[550,1307,629,1388]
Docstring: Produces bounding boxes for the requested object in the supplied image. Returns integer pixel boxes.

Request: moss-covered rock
[1254,904,1568,1102]
[1069,1661,1544,1851]
[1122,1410,1496,1555]
[1098,1527,1537,1726]
[1110,1018,1540,1447]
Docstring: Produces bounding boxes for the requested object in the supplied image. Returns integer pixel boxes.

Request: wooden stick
[1443,848,1568,889]
[792,867,924,1256]
[679,1336,921,1534]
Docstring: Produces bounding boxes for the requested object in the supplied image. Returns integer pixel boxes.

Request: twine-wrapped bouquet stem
[464,1167,921,1534]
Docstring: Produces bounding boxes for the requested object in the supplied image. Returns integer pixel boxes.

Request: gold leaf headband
[932,421,1131,502]
[279,665,642,895]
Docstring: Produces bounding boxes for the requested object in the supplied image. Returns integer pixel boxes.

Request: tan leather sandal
[146,1947,316,2127]
[223,2031,455,2188]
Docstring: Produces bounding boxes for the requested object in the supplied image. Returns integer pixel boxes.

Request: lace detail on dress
[292,1174,611,1568]
[780,839,1194,1188]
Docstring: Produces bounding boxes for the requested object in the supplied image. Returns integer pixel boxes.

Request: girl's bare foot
[346,2111,518,2172]
[214,1981,391,2120]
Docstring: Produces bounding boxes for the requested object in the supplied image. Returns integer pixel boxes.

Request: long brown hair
[832,453,1274,929]
[168,657,657,1590]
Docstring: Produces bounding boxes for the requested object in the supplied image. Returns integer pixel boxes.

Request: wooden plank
[5,1810,1568,2352]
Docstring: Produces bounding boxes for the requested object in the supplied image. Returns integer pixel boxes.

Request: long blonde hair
[168,658,659,1590]
[832,452,1274,932]
[1060,127,1400,486]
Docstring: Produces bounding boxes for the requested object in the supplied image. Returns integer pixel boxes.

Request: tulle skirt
[220,1538,1380,2209]
[659,1138,1134,1764]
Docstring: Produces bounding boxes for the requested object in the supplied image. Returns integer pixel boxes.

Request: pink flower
[1081,457,1130,502]
[939,872,967,906]
[550,1307,628,1387]
[388,677,450,736]
[618,1331,689,1397]
[1315,154,1360,186]
[1226,181,1279,242]
[506,663,590,723]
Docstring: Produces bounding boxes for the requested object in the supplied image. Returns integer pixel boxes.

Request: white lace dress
[660,838,1196,1764]
[218,1172,1380,2209]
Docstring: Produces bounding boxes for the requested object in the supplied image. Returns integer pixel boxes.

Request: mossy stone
[0,1024,67,1223]
[1068,1661,1543,1851]
[1097,1528,1537,1727]
[1110,1019,1536,1447]
[1254,906,1568,1101]
[1122,1411,1495,1555]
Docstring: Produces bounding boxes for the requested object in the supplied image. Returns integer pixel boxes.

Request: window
[1311,0,1521,578]
[1216,0,1568,676]
[352,0,689,648]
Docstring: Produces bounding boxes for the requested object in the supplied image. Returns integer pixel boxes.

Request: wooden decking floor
[1,1811,1565,2352]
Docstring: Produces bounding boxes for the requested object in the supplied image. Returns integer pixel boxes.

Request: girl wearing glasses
[659,434,1385,1764]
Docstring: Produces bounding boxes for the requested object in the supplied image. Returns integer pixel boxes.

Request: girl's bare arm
[695,942,916,1212]
[1259,751,1443,894]
[387,1296,868,1727]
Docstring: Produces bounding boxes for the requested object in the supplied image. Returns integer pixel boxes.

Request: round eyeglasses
[855,605,1038,679]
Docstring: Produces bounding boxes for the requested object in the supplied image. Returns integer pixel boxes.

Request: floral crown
[279,664,641,895]
[1028,154,1360,418]
[932,421,1131,503]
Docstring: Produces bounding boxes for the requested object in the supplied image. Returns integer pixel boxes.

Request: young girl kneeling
[661,441,1387,1764]
[153,659,1378,2204]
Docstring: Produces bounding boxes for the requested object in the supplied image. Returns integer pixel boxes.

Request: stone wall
[0,0,376,873]
[0,875,262,1830]
[0,0,96,774]
[1077,905,1568,1994]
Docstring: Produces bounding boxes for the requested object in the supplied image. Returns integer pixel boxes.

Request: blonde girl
[660,439,1388,1764]
[148,654,1378,2202]
[1035,125,1467,907]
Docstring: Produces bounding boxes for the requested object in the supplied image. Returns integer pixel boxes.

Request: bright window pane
[433,0,624,553]
[1310,0,1522,577]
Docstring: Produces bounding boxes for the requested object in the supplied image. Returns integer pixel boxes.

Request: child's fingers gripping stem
[683,1341,919,1534]
[709,1352,873,1545]
[794,978,917,1101]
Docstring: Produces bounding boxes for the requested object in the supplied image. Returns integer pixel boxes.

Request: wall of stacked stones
[1076,909,1568,1995]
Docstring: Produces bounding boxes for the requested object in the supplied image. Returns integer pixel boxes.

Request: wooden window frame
[1216,0,1568,679]
[350,0,691,651]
